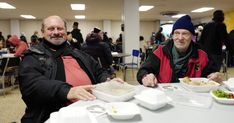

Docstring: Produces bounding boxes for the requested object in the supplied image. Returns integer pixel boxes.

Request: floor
[0,67,233,123]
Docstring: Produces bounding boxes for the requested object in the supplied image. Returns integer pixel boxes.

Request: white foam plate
[210,90,234,104]
[105,102,140,120]
[180,78,220,92]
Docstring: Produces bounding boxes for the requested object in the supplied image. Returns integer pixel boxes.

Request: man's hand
[142,73,158,87]
[67,85,96,101]
[207,72,223,83]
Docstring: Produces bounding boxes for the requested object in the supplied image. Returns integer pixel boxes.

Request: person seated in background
[19,15,123,123]
[137,15,222,87]
[108,37,117,52]
[155,27,165,44]
[30,31,40,46]
[81,28,114,75]
[116,33,123,53]
[20,34,29,47]
[0,40,3,50]
[8,35,28,57]
[0,31,5,48]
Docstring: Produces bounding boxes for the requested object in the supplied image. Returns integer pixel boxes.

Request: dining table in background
[0,53,20,96]
[111,52,131,81]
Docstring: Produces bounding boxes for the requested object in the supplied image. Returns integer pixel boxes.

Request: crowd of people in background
[0,10,234,70]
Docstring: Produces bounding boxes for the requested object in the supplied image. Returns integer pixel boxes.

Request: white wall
[193,16,212,25]
[0,20,10,38]
[0,19,159,43]
[66,20,103,41]
[140,21,159,41]
[20,20,42,42]
[111,21,122,42]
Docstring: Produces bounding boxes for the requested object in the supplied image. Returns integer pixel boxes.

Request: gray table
[112,53,131,81]
[46,84,234,123]
[0,54,19,95]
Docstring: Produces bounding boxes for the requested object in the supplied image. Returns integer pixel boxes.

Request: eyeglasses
[173,31,191,38]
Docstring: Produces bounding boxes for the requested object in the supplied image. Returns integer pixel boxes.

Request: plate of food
[92,80,137,102]
[210,90,234,104]
[180,77,220,92]
[105,102,140,120]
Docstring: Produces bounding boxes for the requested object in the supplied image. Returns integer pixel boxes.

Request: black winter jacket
[81,39,113,69]
[19,41,110,123]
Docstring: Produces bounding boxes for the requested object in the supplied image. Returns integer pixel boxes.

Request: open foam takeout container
[223,78,234,91]
[180,77,220,92]
[92,80,137,102]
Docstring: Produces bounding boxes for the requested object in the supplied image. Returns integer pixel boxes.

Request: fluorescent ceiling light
[20,15,36,19]
[166,21,174,23]
[139,5,154,11]
[71,4,85,10]
[172,14,186,18]
[191,7,214,13]
[75,15,85,19]
[0,2,16,9]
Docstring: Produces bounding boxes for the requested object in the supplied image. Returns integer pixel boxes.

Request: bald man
[19,15,123,123]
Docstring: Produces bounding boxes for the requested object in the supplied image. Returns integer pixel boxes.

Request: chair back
[130,49,140,68]
[132,49,140,57]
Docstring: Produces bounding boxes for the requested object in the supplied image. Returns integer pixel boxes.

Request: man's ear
[41,29,44,33]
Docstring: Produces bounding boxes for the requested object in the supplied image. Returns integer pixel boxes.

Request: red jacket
[137,41,217,83]
[8,35,28,57]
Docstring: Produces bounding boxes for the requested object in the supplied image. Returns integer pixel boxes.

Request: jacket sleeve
[77,51,111,83]
[201,54,220,77]
[19,55,72,105]
[137,53,160,84]
[92,57,111,82]
[15,43,28,57]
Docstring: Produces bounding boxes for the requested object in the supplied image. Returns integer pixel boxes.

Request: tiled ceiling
[0,0,234,21]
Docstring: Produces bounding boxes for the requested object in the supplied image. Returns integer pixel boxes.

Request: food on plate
[105,102,140,120]
[182,77,216,86]
[111,106,117,113]
[94,80,135,96]
[182,77,191,83]
[212,90,234,99]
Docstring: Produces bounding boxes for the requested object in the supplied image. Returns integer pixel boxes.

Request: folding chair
[120,49,140,80]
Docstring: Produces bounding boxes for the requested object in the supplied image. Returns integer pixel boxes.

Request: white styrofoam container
[180,78,220,92]
[92,81,137,102]
[134,89,171,110]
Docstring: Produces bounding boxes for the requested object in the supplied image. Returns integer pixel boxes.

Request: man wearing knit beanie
[137,15,222,87]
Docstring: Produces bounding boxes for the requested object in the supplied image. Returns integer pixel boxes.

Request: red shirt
[62,56,92,86]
